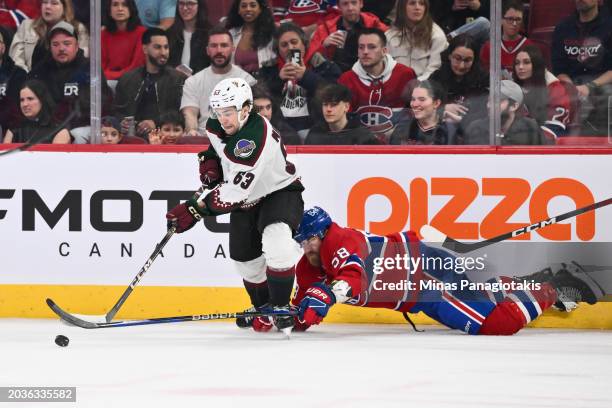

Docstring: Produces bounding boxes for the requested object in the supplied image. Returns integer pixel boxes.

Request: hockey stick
[104,226,176,322]
[46,226,176,325]
[46,298,295,329]
[420,197,612,254]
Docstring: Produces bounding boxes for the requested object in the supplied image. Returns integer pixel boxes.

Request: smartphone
[289,49,301,65]
[176,64,193,76]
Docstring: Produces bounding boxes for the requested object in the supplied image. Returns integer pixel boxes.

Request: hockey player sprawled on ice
[266,207,601,335]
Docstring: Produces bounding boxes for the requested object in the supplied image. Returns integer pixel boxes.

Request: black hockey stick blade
[46,298,296,329]
[420,197,612,253]
[46,298,104,329]
[104,226,176,322]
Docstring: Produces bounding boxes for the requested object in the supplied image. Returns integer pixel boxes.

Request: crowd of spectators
[0,0,611,145]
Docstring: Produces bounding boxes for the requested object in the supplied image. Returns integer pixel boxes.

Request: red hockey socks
[479,277,557,335]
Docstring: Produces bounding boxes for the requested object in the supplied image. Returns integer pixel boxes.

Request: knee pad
[234,254,266,284]
[262,222,301,270]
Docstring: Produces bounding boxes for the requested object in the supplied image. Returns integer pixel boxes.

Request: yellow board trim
[1,284,611,329]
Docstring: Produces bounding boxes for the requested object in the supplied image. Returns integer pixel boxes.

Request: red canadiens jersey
[338,55,416,141]
[292,223,423,312]
[543,80,571,139]
[480,37,534,77]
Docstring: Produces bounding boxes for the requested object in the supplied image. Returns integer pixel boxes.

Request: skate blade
[281,327,292,339]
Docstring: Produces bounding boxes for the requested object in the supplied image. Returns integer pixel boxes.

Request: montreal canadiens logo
[234,139,256,158]
[289,0,323,13]
[356,105,394,134]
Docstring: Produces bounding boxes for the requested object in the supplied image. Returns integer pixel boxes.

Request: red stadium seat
[206,0,234,25]
[556,136,611,145]
[527,0,576,55]
[178,136,209,144]
[120,136,146,144]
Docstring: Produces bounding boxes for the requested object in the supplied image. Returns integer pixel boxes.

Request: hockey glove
[298,283,336,326]
[165,198,208,233]
[198,152,222,189]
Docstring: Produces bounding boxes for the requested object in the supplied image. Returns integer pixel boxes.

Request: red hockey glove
[252,316,274,332]
[165,198,208,233]
[298,283,336,326]
[198,152,222,189]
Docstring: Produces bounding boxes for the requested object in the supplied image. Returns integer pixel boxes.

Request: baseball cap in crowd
[500,80,523,105]
[48,21,78,41]
[101,116,121,131]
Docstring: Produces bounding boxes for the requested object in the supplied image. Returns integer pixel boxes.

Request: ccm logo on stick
[347,177,596,241]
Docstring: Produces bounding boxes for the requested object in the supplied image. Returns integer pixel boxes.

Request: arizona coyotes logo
[356,105,394,134]
[289,0,324,13]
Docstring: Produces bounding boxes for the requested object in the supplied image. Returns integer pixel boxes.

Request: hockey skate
[520,262,603,312]
[271,304,294,336]
[235,304,271,329]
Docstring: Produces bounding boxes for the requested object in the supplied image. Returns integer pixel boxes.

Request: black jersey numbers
[233,171,255,189]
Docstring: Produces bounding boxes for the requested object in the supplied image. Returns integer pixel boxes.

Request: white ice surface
[2,319,612,408]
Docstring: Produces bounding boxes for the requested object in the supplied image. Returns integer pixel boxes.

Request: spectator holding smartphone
[259,22,342,140]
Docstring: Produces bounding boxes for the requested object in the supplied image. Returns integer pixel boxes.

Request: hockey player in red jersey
[338,28,416,142]
[290,207,601,334]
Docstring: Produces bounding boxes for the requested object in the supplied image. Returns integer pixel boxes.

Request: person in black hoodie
[390,79,458,145]
[305,83,378,145]
[430,34,488,133]
[28,21,110,143]
[3,79,71,144]
[552,0,612,135]
[166,0,211,75]
[0,26,27,134]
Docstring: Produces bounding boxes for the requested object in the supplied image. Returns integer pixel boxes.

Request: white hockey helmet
[210,77,253,114]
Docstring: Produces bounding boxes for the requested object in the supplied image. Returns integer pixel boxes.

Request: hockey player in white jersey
[166,78,304,332]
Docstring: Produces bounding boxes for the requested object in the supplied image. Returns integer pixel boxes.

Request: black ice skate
[550,263,600,312]
[272,305,294,336]
[519,262,602,312]
[235,304,271,329]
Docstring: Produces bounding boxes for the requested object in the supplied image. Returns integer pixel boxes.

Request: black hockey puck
[55,334,69,347]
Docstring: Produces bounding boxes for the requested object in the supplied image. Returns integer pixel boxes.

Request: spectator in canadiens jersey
[270,0,337,38]
[166,0,212,76]
[385,0,448,80]
[286,207,601,335]
[390,79,458,144]
[306,0,388,73]
[3,79,71,143]
[513,45,573,141]
[9,0,89,72]
[166,78,305,334]
[430,34,488,133]
[551,0,612,136]
[225,0,277,78]
[465,79,547,145]
[305,83,378,145]
[259,22,342,140]
[338,27,416,143]
[479,0,532,79]
[101,0,146,83]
